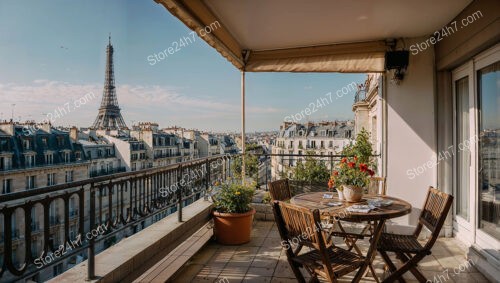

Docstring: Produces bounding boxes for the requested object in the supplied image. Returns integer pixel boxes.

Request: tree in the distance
[231,154,259,183]
[290,151,330,183]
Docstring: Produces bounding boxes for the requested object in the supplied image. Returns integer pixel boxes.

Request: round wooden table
[291,191,412,221]
[291,191,412,283]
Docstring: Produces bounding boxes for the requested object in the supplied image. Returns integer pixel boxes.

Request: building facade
[271,121,354,180]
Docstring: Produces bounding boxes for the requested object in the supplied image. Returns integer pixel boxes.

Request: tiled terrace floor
[172,221,491,283]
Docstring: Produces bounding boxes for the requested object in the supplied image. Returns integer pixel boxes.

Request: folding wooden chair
[272,201,365,283]
[268,179,292,201]
[377,187,454,283]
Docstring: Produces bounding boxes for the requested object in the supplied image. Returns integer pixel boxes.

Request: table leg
[337,221,364,254]
[352,219,386,283]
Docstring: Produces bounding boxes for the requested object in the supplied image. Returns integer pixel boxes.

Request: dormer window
[25,155,35,167]
[57,136,64,147]
[0,139,7,151]
[75,152,82,160]
[23,139,31,150]
[63,152,71,163]
[41,137,48,147]
[45,153,53,165]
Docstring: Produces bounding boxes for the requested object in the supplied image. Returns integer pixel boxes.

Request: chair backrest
[368,176,387,195]
[415,187,454,249]
[272,201,340,282]
[268,179,292,201]
[272,201,327,249]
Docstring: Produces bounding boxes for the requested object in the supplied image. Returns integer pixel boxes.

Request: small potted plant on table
[329,156,375,202]
[212,182,256,245]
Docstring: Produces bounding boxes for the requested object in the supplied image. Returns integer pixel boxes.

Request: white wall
[103,136,132,171]
[385,36,437,230]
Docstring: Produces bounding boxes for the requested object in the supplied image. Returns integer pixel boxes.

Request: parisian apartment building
[271,120,354,180]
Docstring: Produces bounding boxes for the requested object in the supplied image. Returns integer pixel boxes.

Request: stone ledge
[49,199,213,283]
[468,244,500,283]
[132,222,213,282]
[252,202,274,221]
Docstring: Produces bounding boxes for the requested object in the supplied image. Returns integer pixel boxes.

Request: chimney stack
[70,127,79,142]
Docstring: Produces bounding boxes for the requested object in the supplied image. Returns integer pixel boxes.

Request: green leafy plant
[246,143,262,151]
[329,156,375,189]
[291,151,330,182]
[262,192,272,204]
[231,154,259,182]
[212,183,255,213]
[342,128,375,166]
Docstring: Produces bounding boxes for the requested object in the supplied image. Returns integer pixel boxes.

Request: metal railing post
[87,183,95,280]
[204,160,210,200]
[177,165,183,222]
[265,155,268,191]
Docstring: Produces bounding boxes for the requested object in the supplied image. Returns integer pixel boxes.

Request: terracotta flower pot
[213,208,255,245]
[342,185,363,202]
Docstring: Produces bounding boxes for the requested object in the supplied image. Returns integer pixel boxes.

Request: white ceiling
[204,0,473,51]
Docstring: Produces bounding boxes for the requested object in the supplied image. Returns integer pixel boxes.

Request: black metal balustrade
[89,166,127,177]
[0,154,234,283]
[252,153,379,195]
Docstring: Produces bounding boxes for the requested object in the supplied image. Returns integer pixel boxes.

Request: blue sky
[0,0,365,132]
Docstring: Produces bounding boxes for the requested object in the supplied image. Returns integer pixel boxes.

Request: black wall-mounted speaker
[385,51,409,70]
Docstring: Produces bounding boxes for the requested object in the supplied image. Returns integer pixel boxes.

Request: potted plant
[211,182,256,245]
[329,156,375,202]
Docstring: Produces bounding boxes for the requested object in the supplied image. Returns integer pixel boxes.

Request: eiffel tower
[91,36,127,130]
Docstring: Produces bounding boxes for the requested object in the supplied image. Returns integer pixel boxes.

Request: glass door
[452,64,475,243]
[478,63,499,240]
[474,45,499,259]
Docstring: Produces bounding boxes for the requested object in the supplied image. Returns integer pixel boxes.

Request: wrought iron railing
[253,153,379,194]
[0,154,234,282]
[89,166,127,177]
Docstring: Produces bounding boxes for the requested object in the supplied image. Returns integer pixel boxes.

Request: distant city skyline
[0,0,365,132]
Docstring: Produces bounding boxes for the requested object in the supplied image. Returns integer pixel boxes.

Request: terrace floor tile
[172,220,492,282]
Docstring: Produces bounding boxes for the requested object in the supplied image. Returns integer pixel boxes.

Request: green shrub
[212,183,255,213]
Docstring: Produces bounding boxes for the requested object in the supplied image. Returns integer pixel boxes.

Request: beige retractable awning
[155,0,471,73]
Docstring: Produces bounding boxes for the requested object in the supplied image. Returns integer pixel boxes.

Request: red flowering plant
[328,156,375,190]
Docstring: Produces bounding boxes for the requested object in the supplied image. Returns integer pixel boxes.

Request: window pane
[456,76,470,220]
[478,61,500,240]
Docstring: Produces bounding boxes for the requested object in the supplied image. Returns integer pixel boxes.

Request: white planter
[342,185,363,202]
[336,188,344,200]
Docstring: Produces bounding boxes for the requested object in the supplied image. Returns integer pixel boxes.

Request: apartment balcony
[154,152,171,159]
[89,166,127,177]
[0,159,88,173]
[42,160,490,283]
[1,0,499,282]
[171,221,487,283]
[1,151,496,282]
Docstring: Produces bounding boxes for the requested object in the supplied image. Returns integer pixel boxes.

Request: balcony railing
[89,166,127,177]
[0,159,88,172]
[0,154,234,282]
[253,153,379,194]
